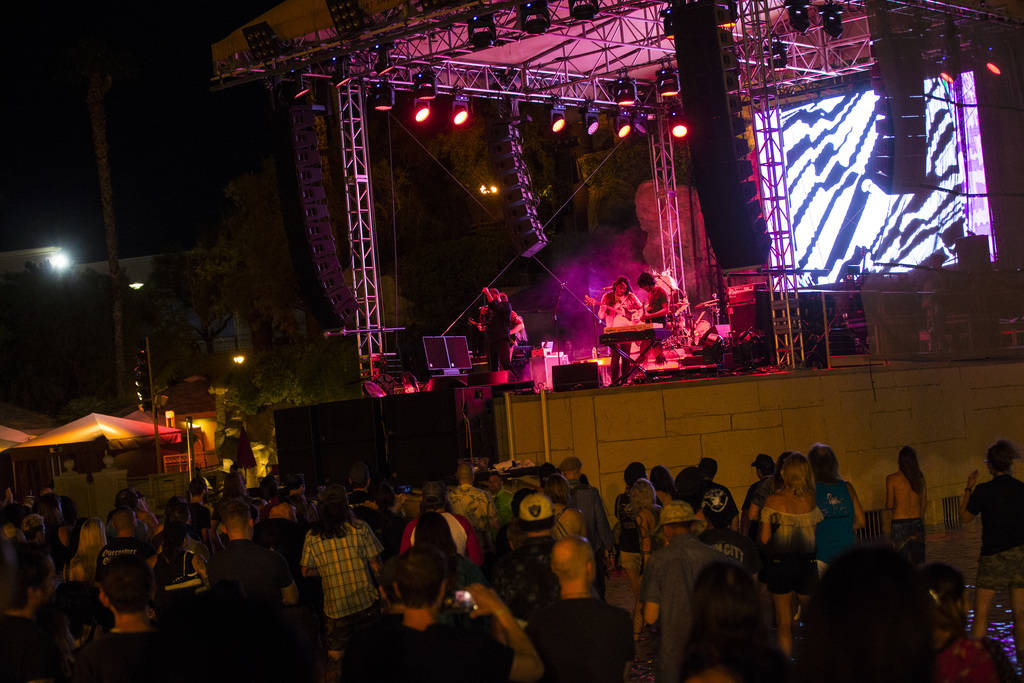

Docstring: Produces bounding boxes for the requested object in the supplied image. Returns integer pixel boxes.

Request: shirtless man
[885,445,927,565]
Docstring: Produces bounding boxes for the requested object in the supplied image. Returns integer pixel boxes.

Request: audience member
[682,562,786,683]
[614,462,648,524]
[96,508,156,582]
[628,478,660,637]
[528,536,634,683]
[674,467,704,511]
[347,461,373,505]
[207,498,298,607]
[449,463,501,553]
[300,484,383,663]
[187,476,213,549]
[282,473,319,524]
[742,454,775,539]
[156,496,208,561]
[414,511,487,591]
[699,501,761,576]
[253,496,305,586]
[886,445,928,565]
[960,439,1024,663]
[111,488,157,539]
[559,458,614,596]
[922,562,1019,683]
[342,545,544,682]
[759,453,822,656]
[372,481,407,559]
[487,473,515,526]
[66,518,106,584]
[649,465,677,508]
[152,521,206,612]
[0,534,13,611]
[36,493,73,576]
[808,443,865,573]
[794,546,933,683]
[22,513,46,545]
[544,474,585,540]
[496,488,533,558]
[0,545,62,683]
[697,458,740,532]
[641,500,724,683]
[401,481,483,566]
[492,492,561,623]
[72,556,159,683]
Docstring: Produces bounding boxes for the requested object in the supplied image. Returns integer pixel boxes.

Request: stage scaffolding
[649,101,686,291]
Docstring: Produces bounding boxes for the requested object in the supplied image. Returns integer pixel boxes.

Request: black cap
[751,453,774,473]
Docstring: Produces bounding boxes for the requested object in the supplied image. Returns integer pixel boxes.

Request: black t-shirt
[966,474,1024,555]
[96,537,156,581]
[71,631,160,683]
[699,480,739,530]
[527,598,634,683]
[253,518,306,582]
[0,615,61,683]
[342,616,513,683]
[188,503,212,535]
[699,527,762,574]
[646,286,668,321]
[207,539,294,606]
[484,300,512,340]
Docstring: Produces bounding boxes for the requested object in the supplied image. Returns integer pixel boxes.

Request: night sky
[0,2,282,263]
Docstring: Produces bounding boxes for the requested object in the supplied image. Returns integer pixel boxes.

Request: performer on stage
[599,277,643,384]
[482,287,513,372]
[637,272,670,364]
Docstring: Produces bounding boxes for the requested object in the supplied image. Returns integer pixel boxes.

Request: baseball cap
[697,457,717,479]
[420,481,448,508]
[518,492,554,525]
[751,453,775,472]
[655,500,706,534]
[557,456,582,472]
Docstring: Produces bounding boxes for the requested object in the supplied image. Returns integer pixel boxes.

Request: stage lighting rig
[414,100,431,122]
[784,0,810,34]
[368,80,395,111]
[413,69,436,99]
[373,43,395,75]
[616,111,632,138]
[660,3,677,40]
[632,110,649,135]
[468,13,496,48]
[613,75,637,106]
[520,0,551,33]
[769,35,788,69]
[820,2,843,39]
[584,106,600,135]
[452,94,470,125]
[668,109,688,138]
[656,66,679,98]
[326,0,365,35]
[242,23,282,63]
[569,0,599,20]
[550,103,567,133]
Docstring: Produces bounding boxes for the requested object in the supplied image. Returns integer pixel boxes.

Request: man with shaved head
[527,536,634,683]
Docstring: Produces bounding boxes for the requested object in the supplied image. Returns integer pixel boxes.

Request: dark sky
[0,2,282,263]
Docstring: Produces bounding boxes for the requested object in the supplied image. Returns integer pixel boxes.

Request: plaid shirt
[301,520,383,619]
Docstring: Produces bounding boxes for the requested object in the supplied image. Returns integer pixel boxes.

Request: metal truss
[337,82,386,376]
[648,101,685,292]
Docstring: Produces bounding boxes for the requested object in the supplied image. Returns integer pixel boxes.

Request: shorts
[891,518,926,565]
[976,545,1024,591]
[620,551,643,575]
[324,602,381,652]
[761,553,818,595]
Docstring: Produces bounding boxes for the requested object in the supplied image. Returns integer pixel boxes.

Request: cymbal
[694,299,719,309]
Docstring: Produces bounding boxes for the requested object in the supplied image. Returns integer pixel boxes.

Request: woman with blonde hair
[760,453,823,655]
[626,477,661,639]
[66,517,106,584]
[544,473,586,540]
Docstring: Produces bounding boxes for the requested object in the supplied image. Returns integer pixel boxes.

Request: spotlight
[413,69,436,99]
[986,62,1001,75]
[939,71,955,84]
[520,0,551,33]
[613,76,637,106]
[660,3,676,40]
[414,99,431,122]
[294,74,312,100]
[585,107,600,135]
[820,2,843,39]
[769,36,788,69]
[668,110,688,138]
[569,0,599,20]
[656,66,679,98]
[550,103,567,133]
[452,95,470,125]
[373,43,394,75]
[468,13,496,48]
[784,0,810,33]
[633,110,649,135]
[326,0,365,35]
[616,111,632,138]
[48,252,71,271]
[368,80,394,111]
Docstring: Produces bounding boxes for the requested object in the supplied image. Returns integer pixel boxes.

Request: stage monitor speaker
[552,362,600,391]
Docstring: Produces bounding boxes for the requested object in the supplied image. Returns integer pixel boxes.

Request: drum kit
[666,295,721,348]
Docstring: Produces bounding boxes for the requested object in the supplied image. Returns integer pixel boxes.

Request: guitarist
[599,277,643,384]
[482,287,513,372]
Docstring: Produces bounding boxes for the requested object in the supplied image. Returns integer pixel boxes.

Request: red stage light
[551,116,566,133]
[453,109,469,125]
[671,123,688,138]
[939,71,955,84]
[414,103,431,122]
[587,119,600,135]
[986,62,1002,75]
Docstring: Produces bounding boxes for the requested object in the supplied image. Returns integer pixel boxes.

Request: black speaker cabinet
[552,362,600,391]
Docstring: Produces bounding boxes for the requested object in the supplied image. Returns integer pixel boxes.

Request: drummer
[637,272,670,324]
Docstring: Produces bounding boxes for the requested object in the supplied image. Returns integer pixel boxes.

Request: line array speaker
[486,120,548,257]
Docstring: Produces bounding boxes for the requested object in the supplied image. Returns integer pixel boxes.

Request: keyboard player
[599,277,644,384]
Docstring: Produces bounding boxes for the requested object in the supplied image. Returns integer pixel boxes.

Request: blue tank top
[815,481,855,564]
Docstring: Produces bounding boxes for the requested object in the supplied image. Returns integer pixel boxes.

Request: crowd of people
[0,438,1021,683]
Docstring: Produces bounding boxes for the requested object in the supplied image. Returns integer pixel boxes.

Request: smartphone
[395,484,412,495]
[450,589,477,613]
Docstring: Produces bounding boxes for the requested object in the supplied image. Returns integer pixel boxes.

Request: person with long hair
[886,445,928,564]
[649,465,677,508]
[922,562,1018,683]
[599,277,644,384]
[759,453,822,655]
[544,474,586,540]
[66,517,106,584]
[301,484,384,664]
[682,562,787,683]
[808,443,865,574]
[153,521,207,613]
[625,478,660,639]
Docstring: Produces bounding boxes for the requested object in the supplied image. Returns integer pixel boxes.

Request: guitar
[586,294,642,356]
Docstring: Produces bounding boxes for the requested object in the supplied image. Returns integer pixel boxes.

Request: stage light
[613,76,637,106]
[550,104,566,133]
[569,0,599,20]
[368,80,395,111]
[769,35,788,69]
[468,13,496,48]
[986,62,1001,75]
[373,43,394,75]
[668,110,688,138]
[656,66,679,98]
[660,3,676,40]
[233,354,246,365]
[520,0,550,33]
[413,69,436,99]
[820,2,843,39]
[129,282,145,290]
[293,74,313,100]
[784,0,810,33]
[452,95,470,125]
[326,0,365,35]
[616,112,631,138]
[585,107,600,135]
[939,71,955,84]
[633,110,649,135]
[414,99,431,122]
